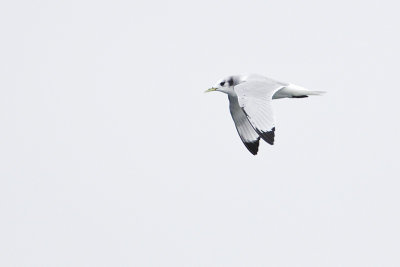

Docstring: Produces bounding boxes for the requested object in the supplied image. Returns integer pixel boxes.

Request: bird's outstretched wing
[234,80,285,145]
[228,95,260,155]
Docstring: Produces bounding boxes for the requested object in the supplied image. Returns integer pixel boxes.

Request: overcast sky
[1,0,400,266]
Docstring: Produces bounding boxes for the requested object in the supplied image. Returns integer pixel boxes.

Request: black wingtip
[292,95,309,98]
[244,139,260,155]
[259,127,275,145]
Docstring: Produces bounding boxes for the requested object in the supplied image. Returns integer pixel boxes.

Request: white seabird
[205,74,324,155]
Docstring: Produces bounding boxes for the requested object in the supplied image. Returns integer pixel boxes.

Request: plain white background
[1,0,399,266]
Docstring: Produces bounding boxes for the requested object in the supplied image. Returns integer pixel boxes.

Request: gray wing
[234,80,285,145]
[228,95,260,155]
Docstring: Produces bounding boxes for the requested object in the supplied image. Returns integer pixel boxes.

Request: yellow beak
[205,87,217,93]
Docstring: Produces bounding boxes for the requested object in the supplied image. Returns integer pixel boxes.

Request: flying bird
[205,74,324,155]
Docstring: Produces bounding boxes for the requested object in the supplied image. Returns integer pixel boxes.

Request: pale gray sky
[1,0,400,266]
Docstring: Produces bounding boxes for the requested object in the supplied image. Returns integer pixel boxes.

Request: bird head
[205,76,238,94]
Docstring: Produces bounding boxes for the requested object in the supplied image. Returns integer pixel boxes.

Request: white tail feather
[273,83,326,99]
[306,90,326,96]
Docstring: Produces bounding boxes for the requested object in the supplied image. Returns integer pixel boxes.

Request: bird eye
[220,81,225,86]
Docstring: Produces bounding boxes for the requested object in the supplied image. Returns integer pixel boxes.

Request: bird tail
[285,84,326,98]
[304,90,326,96]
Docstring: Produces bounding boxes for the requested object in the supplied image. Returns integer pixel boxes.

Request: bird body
[206,74,324,155]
